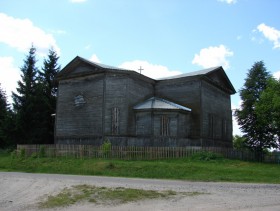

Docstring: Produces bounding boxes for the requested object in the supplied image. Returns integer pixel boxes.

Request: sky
[0,0,280,135]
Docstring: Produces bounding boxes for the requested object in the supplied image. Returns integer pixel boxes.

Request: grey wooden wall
[200,80,233,147]
[56,74,104,139]
[155,79,201,139]
[55,65,233,148]
[127,77,154,135]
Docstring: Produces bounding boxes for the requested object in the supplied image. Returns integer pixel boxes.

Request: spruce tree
[0,84,8,148]
[234,61,272,160]
[12,46,39,144]
[38,48,60,143]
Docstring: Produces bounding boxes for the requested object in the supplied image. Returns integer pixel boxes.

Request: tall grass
[0,151,279,183]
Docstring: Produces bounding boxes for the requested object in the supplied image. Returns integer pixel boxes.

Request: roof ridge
[77,56,132,71]
[157,66,222,80]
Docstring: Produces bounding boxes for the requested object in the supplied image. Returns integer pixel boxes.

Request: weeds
[191,151,223,161]
[39,184,199,208]
[39,145,46,158]
[1,152,280,183]
[101,138,111,157]
[19,148,26,160]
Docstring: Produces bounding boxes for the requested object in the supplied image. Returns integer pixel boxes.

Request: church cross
[138,66,144,74]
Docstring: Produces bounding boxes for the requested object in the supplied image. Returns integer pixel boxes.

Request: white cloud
[50,29,66,35]
[218,0,237,4]
[273,71,280,79]
[0,57,21,103]
[257,23,280,49]
[192,45,233,70]
[0,13,60,56]
[85,44,91,50]
[69,0,87,3]
[236,35,242,40]
[119,60,181,79]
[89,54,101,63]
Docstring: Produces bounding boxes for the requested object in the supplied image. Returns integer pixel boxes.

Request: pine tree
[234,61,272,160]
[0,84,8,148]
[12,46,39,144]
[38,48,60,143]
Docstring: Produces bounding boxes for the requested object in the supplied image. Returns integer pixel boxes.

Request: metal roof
[157,66,221,80]
[58,56,235,94]
[133,97,191,111]
[78,56,131,71]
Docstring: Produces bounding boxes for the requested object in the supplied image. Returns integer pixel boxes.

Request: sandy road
[0,172,280,211]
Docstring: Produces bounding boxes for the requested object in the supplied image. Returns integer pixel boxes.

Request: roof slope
[157,66,220,80]
[57,56,236,94]
[57,56,155,83]
[158,66,236,94]
[134,97,191,112]
[77,56,129,71]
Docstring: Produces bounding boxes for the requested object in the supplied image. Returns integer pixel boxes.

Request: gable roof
[78,57,128,71]
[158,66,236,94]
[56,56,155,83]
[134,97,191,112]
[57,56,236,95]
[158,66,220,80]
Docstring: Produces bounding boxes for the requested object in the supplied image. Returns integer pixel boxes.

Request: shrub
[101,139,112,157]
[106,162,115,169]
[19,148,26,159]
[39,145,46,158]
[191,151,223,161]
[10,150,17,159]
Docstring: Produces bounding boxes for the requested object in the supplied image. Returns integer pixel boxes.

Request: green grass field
[0,151,279,184]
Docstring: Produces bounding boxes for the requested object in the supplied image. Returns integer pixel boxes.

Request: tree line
[0,46,60,148]
[0,48,279,157]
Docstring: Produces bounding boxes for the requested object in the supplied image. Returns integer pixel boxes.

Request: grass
[0,151,280,183]
[39,184,200,208]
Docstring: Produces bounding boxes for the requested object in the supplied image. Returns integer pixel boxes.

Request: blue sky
[0,0,280,135]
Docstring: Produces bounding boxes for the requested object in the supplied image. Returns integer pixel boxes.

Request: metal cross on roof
[138,66,143,74]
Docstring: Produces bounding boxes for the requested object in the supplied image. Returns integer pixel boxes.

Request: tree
[0,84,17,149]
[0,84,7,122]
[255,77,280,150]
[233,135,246,150]
[38,48,60,144]
[234,61,273,160]
[0,84,8,148]
[12,46,39,144]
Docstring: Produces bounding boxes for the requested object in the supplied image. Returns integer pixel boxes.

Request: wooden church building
[55,56,236,148]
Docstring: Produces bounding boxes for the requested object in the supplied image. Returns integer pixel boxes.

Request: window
[112,107,119,135]
[161,115,169,136]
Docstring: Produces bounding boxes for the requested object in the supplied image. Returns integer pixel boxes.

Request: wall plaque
[74,95,86,107]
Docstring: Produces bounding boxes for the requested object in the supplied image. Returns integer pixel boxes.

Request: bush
[191,151,223,161]
[10,150,17,159]
[31,152,38,159]
[19,148,26,160]
[39,145,46,158]
[101,139,112,157]
[106,162,115,169]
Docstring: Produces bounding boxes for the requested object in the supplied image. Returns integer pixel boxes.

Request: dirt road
[0,172,280,211]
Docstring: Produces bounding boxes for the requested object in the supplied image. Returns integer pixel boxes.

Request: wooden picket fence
[16,144,280,163]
